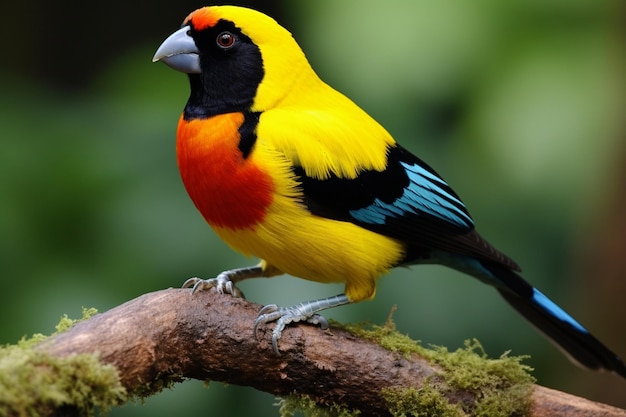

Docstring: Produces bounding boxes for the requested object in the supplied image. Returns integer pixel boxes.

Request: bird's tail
[480,261,626,378]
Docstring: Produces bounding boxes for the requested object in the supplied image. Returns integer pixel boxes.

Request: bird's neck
[184,74,255,120]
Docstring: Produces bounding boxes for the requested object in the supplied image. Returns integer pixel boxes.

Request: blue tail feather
[479,261,626,378]
[531,288,587,334]
[433,252,626,377]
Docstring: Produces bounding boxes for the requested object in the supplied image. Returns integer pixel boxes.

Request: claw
[254,304,330,354]
[182,274,349,355]
[182,277,202,290]
[181,271,245,297]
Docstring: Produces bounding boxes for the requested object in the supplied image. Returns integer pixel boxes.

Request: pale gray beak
[153,26,201,74]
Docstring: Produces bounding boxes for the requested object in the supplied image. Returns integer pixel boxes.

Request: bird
[152,5,626,376]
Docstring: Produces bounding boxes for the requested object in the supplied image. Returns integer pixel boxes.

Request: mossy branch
[3,288,625,417]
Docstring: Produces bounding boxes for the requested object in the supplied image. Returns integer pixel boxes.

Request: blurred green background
[2,0,626,414]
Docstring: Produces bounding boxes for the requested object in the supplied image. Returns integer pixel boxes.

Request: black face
[184,20,264,120]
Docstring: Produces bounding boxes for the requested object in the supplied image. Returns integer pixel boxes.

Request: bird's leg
[182,265,264,298]
[254,293,351,354]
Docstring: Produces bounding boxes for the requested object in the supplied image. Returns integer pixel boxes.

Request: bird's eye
[216,32,235,49]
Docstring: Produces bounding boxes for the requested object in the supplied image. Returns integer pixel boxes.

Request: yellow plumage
[154,2,626,375]
[213,124,405,303]
[173,6,407,303]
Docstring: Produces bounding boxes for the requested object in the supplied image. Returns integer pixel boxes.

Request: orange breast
[176,112,274,230]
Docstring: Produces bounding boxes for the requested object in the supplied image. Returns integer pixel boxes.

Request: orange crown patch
[184,7,219,30]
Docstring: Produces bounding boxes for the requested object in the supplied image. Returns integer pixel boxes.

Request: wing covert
[295,144,474,240]
[349,159,473,230]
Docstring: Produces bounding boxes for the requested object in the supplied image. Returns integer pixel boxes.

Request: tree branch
[33,288,626,417]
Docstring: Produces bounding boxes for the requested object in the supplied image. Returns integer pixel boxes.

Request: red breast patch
[176,113,274,230]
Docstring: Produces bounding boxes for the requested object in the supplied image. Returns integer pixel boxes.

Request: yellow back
[204,6,396,181]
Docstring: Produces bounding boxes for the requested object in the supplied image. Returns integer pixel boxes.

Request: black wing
[295,144,519,269]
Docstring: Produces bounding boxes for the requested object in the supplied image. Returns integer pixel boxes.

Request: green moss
[341,320,535,417]
[278,395,360,417]
[17,307,100,350]
[129,373,183,399]
[0,309,126,417]
[55,307,99,333]
[277,318,534,417]
[430,340,534,416]
[335,316,431,359]
[0,346,126,417]
[382,385,464,417]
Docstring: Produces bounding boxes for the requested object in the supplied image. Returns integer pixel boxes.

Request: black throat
[183,21,264,120]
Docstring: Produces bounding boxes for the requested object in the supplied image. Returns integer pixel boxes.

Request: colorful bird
[153,5,626,376]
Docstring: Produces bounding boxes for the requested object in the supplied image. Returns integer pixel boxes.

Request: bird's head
[153,6,316,117]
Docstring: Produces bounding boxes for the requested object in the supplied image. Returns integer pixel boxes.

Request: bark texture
[35,288,626,417]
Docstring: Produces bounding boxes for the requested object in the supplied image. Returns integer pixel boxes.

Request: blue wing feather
[294,143,626,377]
[295,144,519,269]
[348,160,473,230]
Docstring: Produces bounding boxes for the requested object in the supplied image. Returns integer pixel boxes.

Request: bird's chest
[176,113,274,230]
